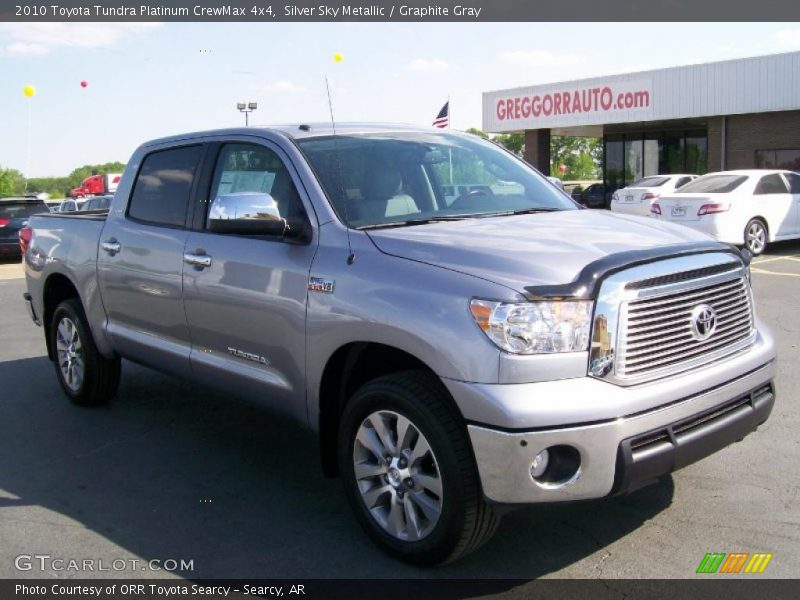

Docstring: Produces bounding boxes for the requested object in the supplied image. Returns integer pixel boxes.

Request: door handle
[184,252,212,269]
[101,239,121,255]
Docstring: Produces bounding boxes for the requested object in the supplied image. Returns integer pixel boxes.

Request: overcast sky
[1,22,799,176]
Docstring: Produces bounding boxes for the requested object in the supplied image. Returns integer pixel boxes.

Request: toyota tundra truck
[21,124,776,565]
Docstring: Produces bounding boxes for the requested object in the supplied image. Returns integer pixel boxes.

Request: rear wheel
[51,299,120,406]
[338,371,499,566]
[744,218,768,256]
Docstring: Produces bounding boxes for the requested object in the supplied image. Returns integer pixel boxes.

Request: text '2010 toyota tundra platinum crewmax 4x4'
[22,124,776,565]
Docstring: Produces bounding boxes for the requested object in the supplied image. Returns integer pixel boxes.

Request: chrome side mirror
[208,192,308,240]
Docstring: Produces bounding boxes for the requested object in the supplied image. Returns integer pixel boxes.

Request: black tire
[744,218,768,256]
[50,298,121,406]
[337,371,499,566]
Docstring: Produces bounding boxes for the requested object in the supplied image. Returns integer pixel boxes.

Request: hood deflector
[523,241,751,301]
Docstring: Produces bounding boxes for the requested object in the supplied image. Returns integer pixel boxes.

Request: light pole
[236,102,258,126]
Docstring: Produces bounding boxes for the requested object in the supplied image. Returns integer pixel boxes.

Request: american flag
[432,101,449,128]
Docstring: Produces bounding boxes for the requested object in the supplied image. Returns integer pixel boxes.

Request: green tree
[0,166,26,197]
[464,127,489,140]
[550,136,602,180]
[493,133,525,156]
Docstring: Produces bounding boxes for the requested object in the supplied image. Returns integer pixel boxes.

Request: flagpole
[447,95,453,184]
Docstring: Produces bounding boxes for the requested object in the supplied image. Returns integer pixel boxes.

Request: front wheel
[744,218,768,256]
[337,371,498,566]
[51,299,121,406]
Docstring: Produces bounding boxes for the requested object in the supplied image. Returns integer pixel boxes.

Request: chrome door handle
[184,252,212,268]
[101,239,121,255]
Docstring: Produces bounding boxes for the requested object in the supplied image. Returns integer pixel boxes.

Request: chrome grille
[617,271,754,379]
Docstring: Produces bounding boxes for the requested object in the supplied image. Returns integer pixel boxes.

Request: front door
[783,172,800,235]
[182,141,317,422]
[753,173,794,238]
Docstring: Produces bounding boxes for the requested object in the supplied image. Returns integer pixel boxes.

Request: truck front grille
[617,272,754,379]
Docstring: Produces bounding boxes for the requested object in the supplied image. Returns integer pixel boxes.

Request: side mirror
[208,193,309,241]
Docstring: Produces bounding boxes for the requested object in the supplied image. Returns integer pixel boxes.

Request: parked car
[56,198,85,213]
[82,194,113,211]
[610,174,697,216]
[652,169,800,255]
[546,176,565,190]
[0,197,49,259]
[571,182,608,208]
[22,124,776,565]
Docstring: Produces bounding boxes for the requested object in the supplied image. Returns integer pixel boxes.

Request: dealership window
[605,136,624,192]
[624,138,643,183]
[604,129,707,191]
[685,131,707,174]
[755,148,800,171]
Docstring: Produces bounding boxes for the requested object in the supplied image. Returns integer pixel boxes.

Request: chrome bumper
[467,360,776,504]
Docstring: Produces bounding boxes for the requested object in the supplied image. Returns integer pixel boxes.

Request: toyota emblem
[690,304,717,341]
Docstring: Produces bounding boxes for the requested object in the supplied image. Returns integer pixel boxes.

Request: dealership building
[482,51,800,193]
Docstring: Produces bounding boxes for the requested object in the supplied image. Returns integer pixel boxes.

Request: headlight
[470,299,593,354]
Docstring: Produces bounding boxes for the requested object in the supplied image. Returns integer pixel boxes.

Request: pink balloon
[80,81,88,88]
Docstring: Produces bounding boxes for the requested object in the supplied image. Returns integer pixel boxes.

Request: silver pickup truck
[22,124,776,565]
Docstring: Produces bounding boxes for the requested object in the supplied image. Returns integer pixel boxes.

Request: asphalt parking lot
[0,243,798,580]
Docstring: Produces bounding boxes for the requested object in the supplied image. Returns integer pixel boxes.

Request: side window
[676,177,691,188]
[128,145,203,227]
[784,172,800,194]
[206,143,307,235]
[754,174,789,195]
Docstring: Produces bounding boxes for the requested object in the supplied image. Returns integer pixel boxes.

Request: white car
[651,169,800,255]
[610,174,697,216]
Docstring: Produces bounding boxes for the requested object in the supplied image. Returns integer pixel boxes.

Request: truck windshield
[296,132,576,228]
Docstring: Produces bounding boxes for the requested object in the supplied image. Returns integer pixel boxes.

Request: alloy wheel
[56,317,84,392]
[352,410,443,541]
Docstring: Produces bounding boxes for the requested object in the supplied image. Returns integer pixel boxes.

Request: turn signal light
[650,203,662,215]
[697,203,730,216]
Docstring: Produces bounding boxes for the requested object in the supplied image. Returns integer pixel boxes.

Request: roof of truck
[141,123,460,148]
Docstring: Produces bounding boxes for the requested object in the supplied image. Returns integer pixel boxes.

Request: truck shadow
[0,355,674,585]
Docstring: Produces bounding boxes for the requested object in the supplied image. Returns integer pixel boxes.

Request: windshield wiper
[479,207,563,218]
[357,215,474,230]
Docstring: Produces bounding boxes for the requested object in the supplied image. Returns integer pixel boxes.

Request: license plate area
[671,206,687,217]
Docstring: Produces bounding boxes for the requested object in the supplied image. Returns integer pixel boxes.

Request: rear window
[632,176,669,187]
[0,202,48,219]
[128,145,202,227]
[678,174,748,194]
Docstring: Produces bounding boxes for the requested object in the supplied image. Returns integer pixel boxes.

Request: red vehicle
[70,172,122,199]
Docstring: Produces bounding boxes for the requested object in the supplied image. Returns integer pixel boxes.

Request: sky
[1,22,799,177]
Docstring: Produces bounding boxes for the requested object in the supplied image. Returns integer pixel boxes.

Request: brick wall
[724,110,800,169]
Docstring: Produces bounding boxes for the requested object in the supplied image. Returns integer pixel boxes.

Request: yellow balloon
[333,52,343,63]
[23,85,36,98]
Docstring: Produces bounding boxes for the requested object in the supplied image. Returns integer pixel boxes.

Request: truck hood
[366,210,715,294]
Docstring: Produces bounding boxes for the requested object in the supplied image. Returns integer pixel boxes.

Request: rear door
[181,139,317,422]
[97,143,204,378]
[783,172,800,235]
[753,173,793,238]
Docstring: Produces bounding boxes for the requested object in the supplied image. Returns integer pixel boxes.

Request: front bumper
[467,360,776,504]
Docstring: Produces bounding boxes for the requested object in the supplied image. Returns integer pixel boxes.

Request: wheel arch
[316,341,462,478]
[42,273,82,360]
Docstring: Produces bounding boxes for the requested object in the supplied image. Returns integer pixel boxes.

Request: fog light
[530,449,550,479]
